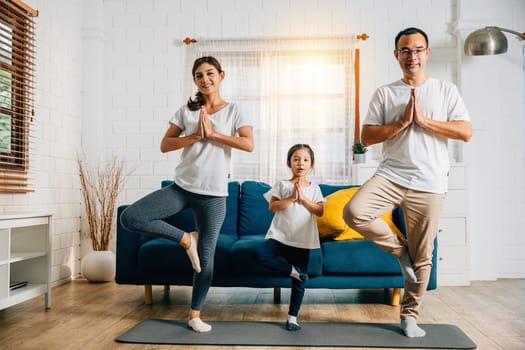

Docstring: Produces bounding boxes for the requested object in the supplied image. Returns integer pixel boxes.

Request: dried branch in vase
[78,156,126,251]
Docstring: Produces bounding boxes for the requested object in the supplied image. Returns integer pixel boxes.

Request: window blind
[0,0,37,192]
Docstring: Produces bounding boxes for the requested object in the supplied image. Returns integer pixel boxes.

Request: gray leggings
[120,183,226,311]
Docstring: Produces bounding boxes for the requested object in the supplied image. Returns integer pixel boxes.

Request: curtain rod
[183,33,369,45]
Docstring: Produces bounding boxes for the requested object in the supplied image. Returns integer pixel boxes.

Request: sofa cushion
[319,183,356,197]
[317,187,405,241]
[335,210,401,241]
[161,180,240,236]
[238,181,274,236]
[317,187,361,240]
[138,234,236,274]
[231,235,323,275]
[322,239,401,275]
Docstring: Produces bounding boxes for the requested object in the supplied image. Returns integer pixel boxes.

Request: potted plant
[352,141,368,164]
[78,155,126,282]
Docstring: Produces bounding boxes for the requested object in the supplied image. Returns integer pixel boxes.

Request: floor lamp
[464,26,525,196]
[464,26,525,56]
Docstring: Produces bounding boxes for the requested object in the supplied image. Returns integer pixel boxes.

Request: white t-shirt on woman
[170,102,252,196]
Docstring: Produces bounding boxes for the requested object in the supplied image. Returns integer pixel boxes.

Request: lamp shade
[464,27,508,55]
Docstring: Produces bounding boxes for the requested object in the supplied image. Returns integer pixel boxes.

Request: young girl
[255,144,325,331]
[120,56,254,333]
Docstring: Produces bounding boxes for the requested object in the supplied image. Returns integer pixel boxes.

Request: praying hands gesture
[293,179,304,203]
[360,88,436,146]
[401,88,426,128]
[411,89,427,127]
[273,181,301,208]
[293,179,324,217]
[268,180,304,212]
[159,107,216,153]
[400,88,472,141]
[268,180,323,217]
[403,88,427,127]
[197,106,215,139]
[282,179,305,204]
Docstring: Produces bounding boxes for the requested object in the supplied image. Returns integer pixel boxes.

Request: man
[343,27,472,338]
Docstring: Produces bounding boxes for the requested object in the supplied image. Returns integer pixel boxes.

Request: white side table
[0,213,52,310]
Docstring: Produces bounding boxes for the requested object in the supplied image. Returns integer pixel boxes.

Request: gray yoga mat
[116,319,477,349]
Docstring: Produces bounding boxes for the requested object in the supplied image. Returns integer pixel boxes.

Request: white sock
[290,266,300,280]
[185,231,201,273]
[290,266,309,281]
[188,318,212,333]
[398,250,417,283]
[286,315,301,331]
[400,319,426,338]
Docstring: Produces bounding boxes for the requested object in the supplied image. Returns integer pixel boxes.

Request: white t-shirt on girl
[264,180,325,249]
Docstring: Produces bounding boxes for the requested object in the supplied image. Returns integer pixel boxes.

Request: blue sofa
[116,180,437,306]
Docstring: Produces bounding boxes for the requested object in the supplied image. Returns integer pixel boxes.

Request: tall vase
[81,250,116,282]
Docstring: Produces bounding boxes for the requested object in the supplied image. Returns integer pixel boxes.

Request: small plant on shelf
[352,141,368,154]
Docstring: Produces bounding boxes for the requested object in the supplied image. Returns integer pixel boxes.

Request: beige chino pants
[343,175,445,319]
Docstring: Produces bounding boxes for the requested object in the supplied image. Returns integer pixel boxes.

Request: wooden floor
[0,279,523,350]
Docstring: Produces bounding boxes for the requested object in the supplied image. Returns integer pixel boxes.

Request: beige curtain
[192,37,357,185]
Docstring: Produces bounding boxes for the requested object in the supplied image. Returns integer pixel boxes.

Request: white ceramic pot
[354,153,366,164]
[81,250,116,282]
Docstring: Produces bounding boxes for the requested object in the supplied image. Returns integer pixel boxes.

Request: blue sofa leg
[144,285,171,305]
[273,287,281,303]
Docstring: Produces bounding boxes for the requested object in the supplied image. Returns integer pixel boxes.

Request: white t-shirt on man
[365,78,470,193]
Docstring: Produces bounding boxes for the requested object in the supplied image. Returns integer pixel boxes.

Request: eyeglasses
[398,47,428,57]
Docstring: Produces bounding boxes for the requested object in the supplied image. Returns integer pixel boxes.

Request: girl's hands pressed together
[294,179,304,204]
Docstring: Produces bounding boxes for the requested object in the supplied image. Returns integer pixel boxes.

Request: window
[194,38,357,185]
[0,0,37,192]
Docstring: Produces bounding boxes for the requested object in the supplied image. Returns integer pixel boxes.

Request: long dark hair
[286,144,315,168]
[186,56,224,111]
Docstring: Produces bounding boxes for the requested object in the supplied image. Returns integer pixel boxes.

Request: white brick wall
[459,0,525,279]
[105,0,464,198]
[0,0,521,286]
[0,0,85,285]
[102,0,525,280]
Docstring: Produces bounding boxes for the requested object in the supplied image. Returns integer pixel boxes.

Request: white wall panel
[2,0,520,286]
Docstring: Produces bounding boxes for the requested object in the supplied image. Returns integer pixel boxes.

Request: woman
[120,56,254,332]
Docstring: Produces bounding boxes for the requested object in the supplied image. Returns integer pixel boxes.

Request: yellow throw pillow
[316,187,404,241]
[317,187,360,239]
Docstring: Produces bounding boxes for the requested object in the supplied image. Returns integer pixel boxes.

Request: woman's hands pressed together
[198,106,215,140]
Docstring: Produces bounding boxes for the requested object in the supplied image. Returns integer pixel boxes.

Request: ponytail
[187,91,204,111]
